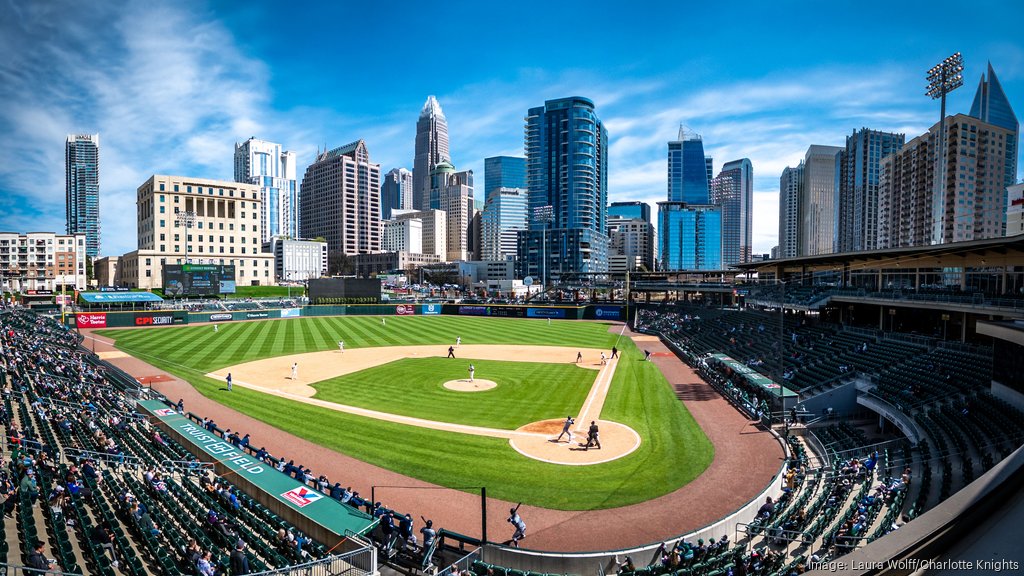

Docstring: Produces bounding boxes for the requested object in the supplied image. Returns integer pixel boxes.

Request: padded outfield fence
[66,303,628,328]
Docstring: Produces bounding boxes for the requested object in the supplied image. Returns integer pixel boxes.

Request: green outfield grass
[99,316,714,510]
[98,315,619,371]
[311,357,595,429]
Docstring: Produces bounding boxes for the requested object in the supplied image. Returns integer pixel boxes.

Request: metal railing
[0,565,83,576]
[61,446,143,468]
[434,548,481,576]
[247,541,376,576]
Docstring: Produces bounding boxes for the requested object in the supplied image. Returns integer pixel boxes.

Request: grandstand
[0,309,378,575]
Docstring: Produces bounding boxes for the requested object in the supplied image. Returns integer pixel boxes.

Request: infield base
[509,419,640,465]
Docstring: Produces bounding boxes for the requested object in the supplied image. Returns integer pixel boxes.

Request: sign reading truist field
[138,400,376,537]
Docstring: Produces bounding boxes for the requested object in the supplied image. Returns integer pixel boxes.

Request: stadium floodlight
[533,205,554,288]
[175,209,197,264]
[925,52,964,242]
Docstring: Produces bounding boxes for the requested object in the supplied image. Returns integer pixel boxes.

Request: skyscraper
[968,62,1019,193]
[481,156,528,262]
[413,96,451,211]
[608,216,656,272]
[778,163,803,259]
[66,134,100,257]
[799,145,843,255]
[481,187,528,261]
[711,158,753,265]
[484,156,526,197]
[518,97,609,282]
[658,202,722,270]
[299,140,381,256]
[380,168,413,220]
[234,137,298,243]
[608,201,651,223]
[668,128,711,203]
[661,128,723,270]
[429,162,474,261]
[836,129,905,252]
[878,114,1016,248]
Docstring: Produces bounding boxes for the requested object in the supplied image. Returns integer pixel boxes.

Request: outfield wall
[68,304,626,327]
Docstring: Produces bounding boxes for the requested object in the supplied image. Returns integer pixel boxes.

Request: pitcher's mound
[443,379,497,392]
[509,419,641,465]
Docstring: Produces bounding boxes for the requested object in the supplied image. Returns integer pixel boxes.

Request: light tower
[925,52,964,244]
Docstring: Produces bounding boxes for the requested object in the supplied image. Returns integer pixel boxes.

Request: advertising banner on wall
[459,306,490,316]
[280,308,301,318]
[395,304,415,316]
[209,313,233,322]
[421,304,442,315]
[526,307,567,319]
[134,313,175,326]
[75,313,107,328]
[591,306,622,320]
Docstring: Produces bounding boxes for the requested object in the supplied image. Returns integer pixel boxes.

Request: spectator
[196,550,216,576]
[230,540,251,575]
[26,540,54,571]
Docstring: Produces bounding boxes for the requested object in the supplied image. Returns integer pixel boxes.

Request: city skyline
[2,0,1023,258]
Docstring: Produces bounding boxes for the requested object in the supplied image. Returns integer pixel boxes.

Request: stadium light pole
[533,205,554,289]
[925,52,964,243]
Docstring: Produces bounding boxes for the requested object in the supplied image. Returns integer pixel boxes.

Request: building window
[145,270,151,277]
[160,183,165,191]
[187,186,192,193]
[159,195,165,202]
[160,245,165,251]
[159,206,165,214]
[160,220,165,227]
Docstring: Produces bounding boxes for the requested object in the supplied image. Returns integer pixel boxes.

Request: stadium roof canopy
[735,233,1024,274]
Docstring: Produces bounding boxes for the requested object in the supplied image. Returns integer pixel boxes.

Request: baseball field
[97,315,714,511]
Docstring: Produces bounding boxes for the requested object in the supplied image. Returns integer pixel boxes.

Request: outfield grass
[100,316,714,510]
[98,315,619,372]
[312,357,595,429]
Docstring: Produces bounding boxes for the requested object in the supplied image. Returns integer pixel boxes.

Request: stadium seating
[1,303,1020,576]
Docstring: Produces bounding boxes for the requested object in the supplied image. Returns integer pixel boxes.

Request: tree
[327,252,354,276]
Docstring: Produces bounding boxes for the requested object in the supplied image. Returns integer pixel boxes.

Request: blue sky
[1,0,1022,257]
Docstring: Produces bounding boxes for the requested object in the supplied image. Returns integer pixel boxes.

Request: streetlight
[926,52,964,242]
[533,205,553,288]
[175,209,197,265]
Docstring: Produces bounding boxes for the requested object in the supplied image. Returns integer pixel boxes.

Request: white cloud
[0,1,271,255]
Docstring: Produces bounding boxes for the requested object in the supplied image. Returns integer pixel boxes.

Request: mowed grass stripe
[98,316,619,372]
[312,357,595,429]
[216,321,267,364]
